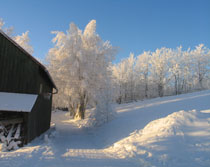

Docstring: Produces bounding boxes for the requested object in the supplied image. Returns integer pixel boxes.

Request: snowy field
[1,90,210,167]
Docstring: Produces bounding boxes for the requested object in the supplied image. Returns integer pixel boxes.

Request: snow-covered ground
[1,90,210,167]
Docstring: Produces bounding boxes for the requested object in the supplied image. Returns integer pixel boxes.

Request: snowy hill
[1,90,210,167]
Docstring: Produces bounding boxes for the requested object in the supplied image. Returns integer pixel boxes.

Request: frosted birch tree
[125,53,136,101]
[135,51,151,98]
[168,47,193,94]
[149,48,171,97]
[189,44,210,89]
[112,59,128,103]
[13,31,34,54]
[169,47,183,94]
[47,20,116,120]
[112,53,136,103]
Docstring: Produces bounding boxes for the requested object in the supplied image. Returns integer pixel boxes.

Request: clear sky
[0,0,210,62]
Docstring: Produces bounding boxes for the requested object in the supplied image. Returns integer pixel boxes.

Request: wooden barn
[0,30,57,149]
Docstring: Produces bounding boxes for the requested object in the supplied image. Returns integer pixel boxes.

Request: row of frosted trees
[46,19,210,122]
[112,44,210,103]
[2,17,210,124]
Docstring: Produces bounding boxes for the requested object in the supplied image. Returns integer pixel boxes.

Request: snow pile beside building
[107,109,210,167]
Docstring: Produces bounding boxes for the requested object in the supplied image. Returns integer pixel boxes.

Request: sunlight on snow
[117,92,210,113]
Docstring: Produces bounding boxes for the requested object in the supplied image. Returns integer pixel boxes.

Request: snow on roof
[0,92,38,112]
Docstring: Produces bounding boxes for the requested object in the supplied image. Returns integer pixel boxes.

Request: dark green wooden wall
[0,32,52,94]
[0,32,55,144]
[26,95,52,143]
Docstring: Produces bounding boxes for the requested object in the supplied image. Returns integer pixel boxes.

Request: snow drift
[107,109,210,167]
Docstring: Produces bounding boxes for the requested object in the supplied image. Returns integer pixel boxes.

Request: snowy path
[0,90,210,167]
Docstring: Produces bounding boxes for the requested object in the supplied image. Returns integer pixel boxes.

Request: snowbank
[107,109,210,167]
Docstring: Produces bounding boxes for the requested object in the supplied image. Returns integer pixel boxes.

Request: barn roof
[0,92,38,112]
[0,30,57,92]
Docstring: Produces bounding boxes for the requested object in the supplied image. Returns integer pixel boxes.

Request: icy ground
[1,90,210,167]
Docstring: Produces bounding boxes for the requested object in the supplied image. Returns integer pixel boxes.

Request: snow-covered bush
[73,105,116,128]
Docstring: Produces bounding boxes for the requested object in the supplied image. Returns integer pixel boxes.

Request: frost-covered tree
[135,51,151,98]
[124,53,136,101]
[112,53,136,103]
[0,18,4,29]
[168,47,192,94]
[169,47,183,94]
[13,31,34,54]
[189,44,210,89]
[47,20,116,120]
[112,59,128,103]
[150,47,171,97]
[0,18,33,54]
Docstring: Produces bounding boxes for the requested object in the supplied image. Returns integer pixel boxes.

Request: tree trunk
[74,93,86,119]
[174,75,178,95]
[145,82,148,98]
[74,103,85,119]
[198,73,203,89]
[77,105,85,119]
[144,73,148,98]
[158,84,164,97]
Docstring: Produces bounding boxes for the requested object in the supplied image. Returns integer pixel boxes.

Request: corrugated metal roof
[0,30,57,92]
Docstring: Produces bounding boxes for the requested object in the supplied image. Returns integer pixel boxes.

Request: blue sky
[0,0,210,62]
